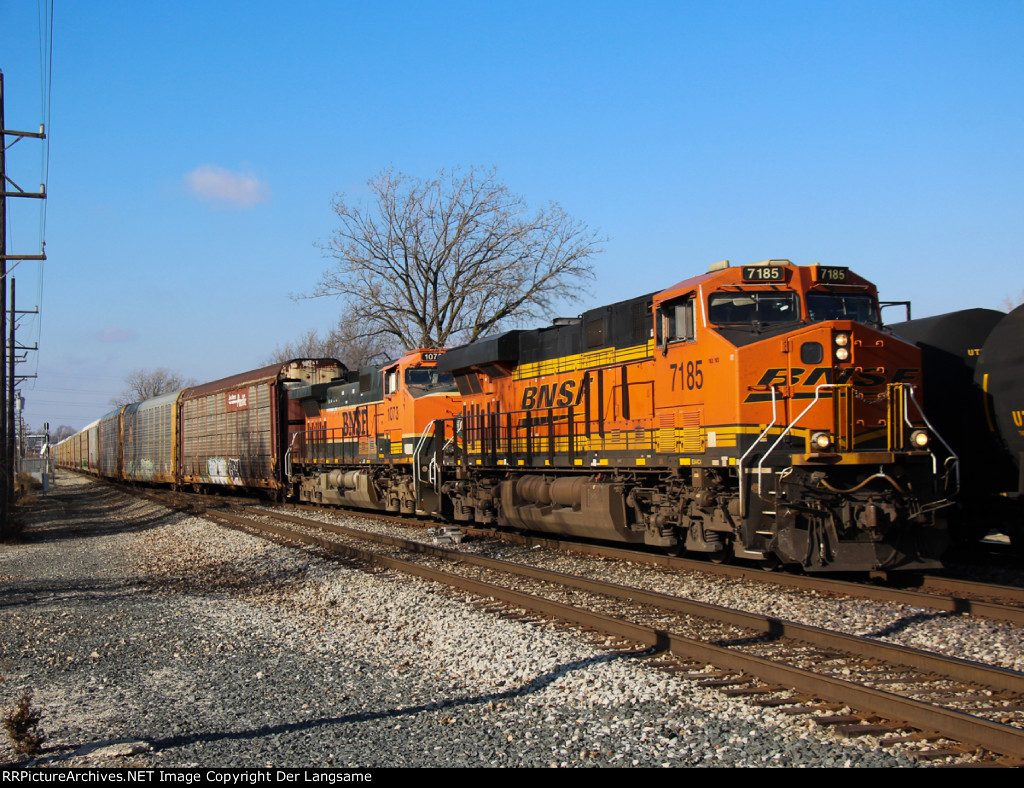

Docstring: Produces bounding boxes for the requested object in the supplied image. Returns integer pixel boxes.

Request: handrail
[284,430,303,480]
[412,419,435,495]
[738,382,956,520]
[901,383,960,505]
[755,383,841,503]
[737,386,781,518]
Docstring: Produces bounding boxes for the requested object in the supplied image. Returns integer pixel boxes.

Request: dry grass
[0,474,42,540]
[14,472,42,495]
[3,692,46,757]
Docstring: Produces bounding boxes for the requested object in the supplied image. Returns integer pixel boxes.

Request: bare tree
[110,368,197,408]
[308,166,603,349]
[1002,291,1024,311]
[52,425,77,443]
[264,315,395,370]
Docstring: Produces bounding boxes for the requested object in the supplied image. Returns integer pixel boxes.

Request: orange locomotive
[288,349,463,516]
[428,259,954,572]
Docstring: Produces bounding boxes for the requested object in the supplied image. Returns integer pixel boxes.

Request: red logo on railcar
[226,389,249,411]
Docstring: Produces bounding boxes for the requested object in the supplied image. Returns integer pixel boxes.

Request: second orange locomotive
[288,348,462,516]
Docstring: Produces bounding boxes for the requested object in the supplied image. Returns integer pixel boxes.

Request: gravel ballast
[0,473,983,767]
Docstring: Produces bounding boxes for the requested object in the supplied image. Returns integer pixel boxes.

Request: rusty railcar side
[178,359,346,494]
[60,424,92,471]
[84,418,101,474]
[97,408,125,479]
[122,389,184,484]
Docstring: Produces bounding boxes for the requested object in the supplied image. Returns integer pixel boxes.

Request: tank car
[288,349,463,514]
[425,259,953,572]
[975,304,1024,490]
[973,304,1024,545]
[889,309,1019,543]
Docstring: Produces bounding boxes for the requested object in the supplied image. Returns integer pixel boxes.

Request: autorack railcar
[122,389,184,485]
[56,359,348,496]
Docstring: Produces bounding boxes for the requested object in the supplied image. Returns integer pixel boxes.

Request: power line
[2,0,53,534]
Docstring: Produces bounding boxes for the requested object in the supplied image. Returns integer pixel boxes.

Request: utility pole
[10,277,39,481]
[1,70,47,536]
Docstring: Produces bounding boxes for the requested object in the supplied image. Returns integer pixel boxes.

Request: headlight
[811,431,831,450]
[834,332,850,362]
[910,430,929,448]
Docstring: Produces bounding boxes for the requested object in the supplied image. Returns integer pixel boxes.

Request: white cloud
[184,165,270,206]
[99,327,135,343]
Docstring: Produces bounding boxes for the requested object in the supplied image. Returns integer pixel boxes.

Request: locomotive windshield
[404,367,457,391]
[806,293,880,325]
[708,291,800,326]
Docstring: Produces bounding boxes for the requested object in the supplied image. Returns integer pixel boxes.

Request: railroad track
[470,529,1024,626]
[109,476,1024,625]
[274,494,1024,625]
[190,500,1024,764]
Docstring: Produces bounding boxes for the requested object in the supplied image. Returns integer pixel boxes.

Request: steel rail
[127,477,1024,624]
[917,575,1024,605]
[208,507,1024,760]
[472,529,1024,625]
[238,505,1024,695]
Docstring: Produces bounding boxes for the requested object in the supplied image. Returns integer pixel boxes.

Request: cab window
[708,291,799,325]
[404,367,456,389]
[806,293,879,325]
[657,297,695,346]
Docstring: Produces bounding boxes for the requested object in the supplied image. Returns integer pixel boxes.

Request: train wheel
[759,554,782,572]
[708,538,732,564]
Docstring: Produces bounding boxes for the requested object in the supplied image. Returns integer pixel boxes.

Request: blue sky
[3,0,1022,430]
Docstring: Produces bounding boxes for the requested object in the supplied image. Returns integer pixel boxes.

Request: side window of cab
[384,367,400,396]
[657,296,696,348]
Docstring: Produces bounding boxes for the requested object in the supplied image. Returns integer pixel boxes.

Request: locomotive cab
[647,260,950,570]
[378,351,459,457]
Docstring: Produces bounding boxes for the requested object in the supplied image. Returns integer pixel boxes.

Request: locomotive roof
[439,291,655,374]
[435,260,883,376]
[654,270,721,301]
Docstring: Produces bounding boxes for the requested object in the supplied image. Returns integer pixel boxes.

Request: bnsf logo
[340,407,369,437]
[743,367,920,403]
[520,379,587,411]
[754,367,919,388]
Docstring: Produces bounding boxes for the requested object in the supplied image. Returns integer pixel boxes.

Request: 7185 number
[670,360,704,391]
